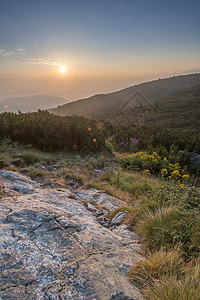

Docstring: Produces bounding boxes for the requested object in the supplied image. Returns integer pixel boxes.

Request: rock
[111,225,139,242]
[110,290,135,299]
[47,165,57,171]
[190,152,200,168]
[87,203,97,212]
[0,171,143,300]
[0,170,40,195]
[76,189,125,211]
[94,169,102,177]
[97,216,111,228]
[34,162,42,168]
[96,209,104,216]
[111,212,127,226]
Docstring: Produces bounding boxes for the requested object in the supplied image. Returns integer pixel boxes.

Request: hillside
[100,84,200,129]
[0,94,68,113]
[48,73,200,119]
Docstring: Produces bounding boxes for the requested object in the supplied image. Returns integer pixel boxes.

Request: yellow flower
[180,184,184,188]
[161,168,168,176]
[182,174,189,180]
[143,169,150,175]
[171,170,181,176]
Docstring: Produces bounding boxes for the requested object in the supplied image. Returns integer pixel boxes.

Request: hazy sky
[0,0,200,101]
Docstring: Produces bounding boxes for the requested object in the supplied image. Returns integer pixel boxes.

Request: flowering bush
[119,151,190,182]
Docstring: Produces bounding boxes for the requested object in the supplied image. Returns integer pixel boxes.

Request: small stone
[97,216,111,227]
[34,163,42,168]
[47,166,55,171]
[87,203,97,212]
[96,210,104,216]
[109,291,134,300]
[111,212,127,226]
[103,222,110,228]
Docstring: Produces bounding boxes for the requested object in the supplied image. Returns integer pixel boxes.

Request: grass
[0,138,111,188]
[98,164,200,297]
[144,261,200,300]
[1,138,200,298]
[129,248,186,287]
[85,180,132,202]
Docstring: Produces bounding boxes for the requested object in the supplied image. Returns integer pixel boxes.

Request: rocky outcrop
[0,170,142,299]
[190,152,200,169]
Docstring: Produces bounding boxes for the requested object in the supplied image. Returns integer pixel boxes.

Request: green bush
[20,152,44,165]
[11,158,25,167]
[0,111,107,153]
[137,206,187,250]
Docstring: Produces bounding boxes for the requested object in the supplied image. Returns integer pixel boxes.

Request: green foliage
[0,111,107,153]
[118,151,190,182]
[11,157,25,167]
[137,206,190,252]
[112,125,200,154]
[101,170,159,196]
[105,138,114,155]
[19,152,44,165]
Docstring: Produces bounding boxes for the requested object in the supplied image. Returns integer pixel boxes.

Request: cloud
[17,48,26,55]
[0,49,12,57]
[25,57,59,66]
[0,48,58,66]
[0,48,26,58]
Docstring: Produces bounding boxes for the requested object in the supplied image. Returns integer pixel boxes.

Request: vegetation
[48,74,200,120]
[112,124,200,154]
[0,110,109,153]
[101,84,200,130]
[100,165,200,299]
[1,98,200,299]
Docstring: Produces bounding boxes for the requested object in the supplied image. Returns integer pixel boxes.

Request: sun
[59,66,66,73]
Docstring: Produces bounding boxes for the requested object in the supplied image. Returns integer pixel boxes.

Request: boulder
[190,152,200,169]
[0,171,142,299]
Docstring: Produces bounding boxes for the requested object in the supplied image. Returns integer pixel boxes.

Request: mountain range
[0,94,68,113]
[48,74,200,122]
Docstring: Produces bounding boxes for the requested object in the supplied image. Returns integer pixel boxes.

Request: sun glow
[59,66,66,73]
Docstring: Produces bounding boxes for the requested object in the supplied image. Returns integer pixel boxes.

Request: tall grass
[101,167,200,297]
[144,261,200,300]
[129,248,186,287]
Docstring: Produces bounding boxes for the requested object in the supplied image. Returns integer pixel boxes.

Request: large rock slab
[0,171,143,299]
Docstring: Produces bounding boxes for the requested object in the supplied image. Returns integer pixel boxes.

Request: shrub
[118,151,189,182]
[11,158,24,167]
[129,248,186,287]
[20,152,44,165]
[144,262,200,300]
[137,206,189,251]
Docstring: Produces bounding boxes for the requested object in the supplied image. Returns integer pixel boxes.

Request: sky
[0,0,200,101]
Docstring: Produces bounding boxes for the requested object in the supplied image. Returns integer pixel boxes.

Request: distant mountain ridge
[99,84,200,130]
[0,94,68,113]
[48,74,200,119]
